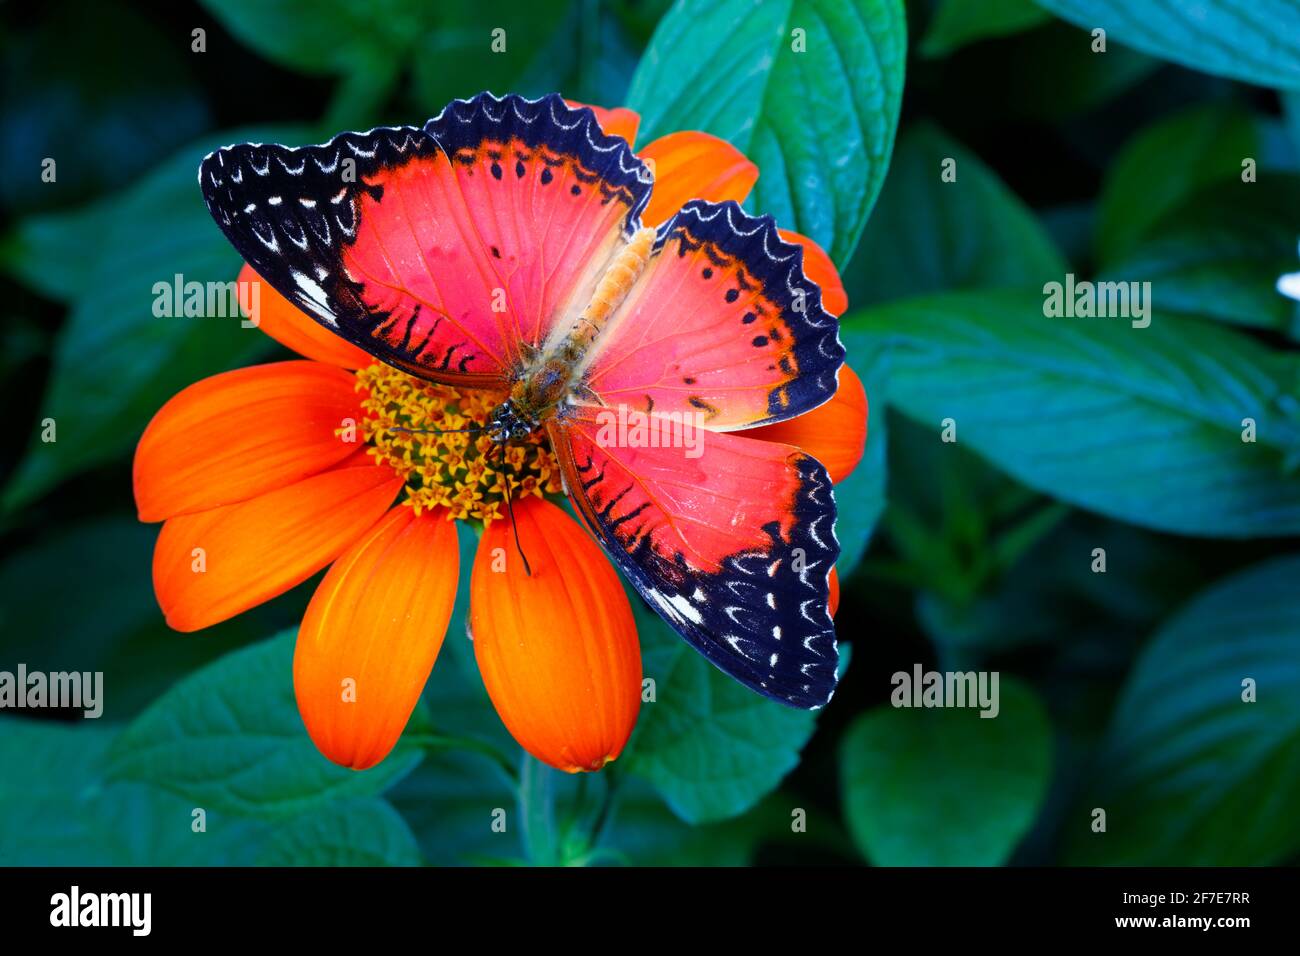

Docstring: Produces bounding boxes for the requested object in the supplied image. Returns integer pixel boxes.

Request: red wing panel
[200,93,653,385]
[579,200,844,429]
[548,404,840,708]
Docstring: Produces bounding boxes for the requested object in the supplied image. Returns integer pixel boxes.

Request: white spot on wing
[292,269,337,326]
[667,592,702,625]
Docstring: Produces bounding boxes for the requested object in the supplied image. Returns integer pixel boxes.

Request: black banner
[0,866,1285,941]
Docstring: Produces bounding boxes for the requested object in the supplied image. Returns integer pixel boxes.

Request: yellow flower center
[352,363,563,525]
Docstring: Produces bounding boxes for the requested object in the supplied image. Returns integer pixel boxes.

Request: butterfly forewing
[199,93,652,385]
[577,199,845,429]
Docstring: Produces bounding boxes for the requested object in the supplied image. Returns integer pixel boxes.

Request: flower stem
[519,754,559,866]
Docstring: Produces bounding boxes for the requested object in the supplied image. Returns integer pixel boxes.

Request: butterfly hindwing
[577,199,845,429]
[548,406,840,708]
[200,93,652,385]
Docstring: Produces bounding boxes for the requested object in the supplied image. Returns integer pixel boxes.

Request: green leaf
[0,781,269,866]
[840,677,1052,865]
[1094,103,1259,264]
[1066,554,1300,864]
[389,750,523,866]
[0,719,116,799]
[622,595,830,824]
[0,719,267,866]
[2,125,310,511]
[0,719,121,865]
[876,415,1082,654]
[1101,175,1300,338]
[0,516,274,718]
[541,4,644,108]
[599,778,774,866]
[841,291,1300,537]
[255,798,423,865]
[408,2,578,110]
[834,352,888,575]
[0,196,118,302]
[626,0,907,265]
[197,0,440,75]
[1035,0,1300,90]
[847,122,1066,307]
[920,0,1050,57]
[105,630,429,819]
[0,0,210,215]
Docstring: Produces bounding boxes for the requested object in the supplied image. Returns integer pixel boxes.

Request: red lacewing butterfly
[199,92,844,708]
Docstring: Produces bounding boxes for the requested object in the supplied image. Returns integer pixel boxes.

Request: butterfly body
[502,223,657,434]
[200,92,846,709]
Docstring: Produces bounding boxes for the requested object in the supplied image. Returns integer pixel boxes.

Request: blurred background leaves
[1036,0,1300,91]
[840,676,1052,865]
[1065,554,1300,866]
[1,0,1299,866]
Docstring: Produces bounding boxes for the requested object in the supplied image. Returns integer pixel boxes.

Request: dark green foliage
[2,0,1298,866]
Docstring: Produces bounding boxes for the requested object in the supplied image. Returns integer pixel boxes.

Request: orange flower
[745,364,868,483]
[134,100,867,775]
[471,498,641,772]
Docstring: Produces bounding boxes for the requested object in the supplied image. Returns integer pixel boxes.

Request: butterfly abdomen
[567,226,657,351]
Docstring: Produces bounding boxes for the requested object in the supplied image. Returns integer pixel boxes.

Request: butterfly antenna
[384,425,489,436]
[496,442,533,578]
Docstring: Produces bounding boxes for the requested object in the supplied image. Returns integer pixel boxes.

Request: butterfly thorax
[487,398,539,442]
[497,226,658,437]
[505,356,571,428]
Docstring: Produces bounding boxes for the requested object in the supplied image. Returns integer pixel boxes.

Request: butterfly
[199,92,845,709]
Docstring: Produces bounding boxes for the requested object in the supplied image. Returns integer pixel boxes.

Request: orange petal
[240,262,374,369]
[152,461,402,632]
[134,361,365,522]
[563,99,641,147]
[637,131,759,227]
[828,567,841,618]
[295,506,458,770]
[745,364,868,483]
[779,229,848,316]
[470,498,641,772]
